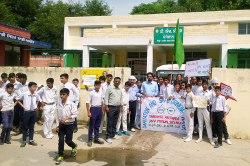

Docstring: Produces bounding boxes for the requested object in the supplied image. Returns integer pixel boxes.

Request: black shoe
[29,141,37,146]
[20,142,26,147]
[87,140,92,147]
[14,131,22,136]
[5,140,11,144]
[73,128,78,133]
[0,139,3,145]
[37,121,43,126]
[94,139,104,144]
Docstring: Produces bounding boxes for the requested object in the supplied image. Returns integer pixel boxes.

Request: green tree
[83,0,112,16]
[2,0,42,28]
[178,0,203,12]
[0,3,17,25]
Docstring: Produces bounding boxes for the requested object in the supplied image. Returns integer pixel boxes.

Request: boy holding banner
[183,84,195,142]
[196,80,215,146]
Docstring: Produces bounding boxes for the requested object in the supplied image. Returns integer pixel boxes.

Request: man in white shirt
[0,73,10,90]
[160,77,174,100]
[211,86,227,148]
[55,88,79,165]
[72,78,81,133]
[60,73,80,133]
[196,80,214,146]
[86,81,104,147]
[15,73,29,135]
[16,82,42,147]
[38,78,57,139]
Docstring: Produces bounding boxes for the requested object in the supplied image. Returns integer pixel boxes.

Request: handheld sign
[192,95,207,108]
[82,75,96,85]
[220,83,237,101]
[184,59,211,77]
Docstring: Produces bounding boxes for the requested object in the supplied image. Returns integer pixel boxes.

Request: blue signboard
[0,31,51,48]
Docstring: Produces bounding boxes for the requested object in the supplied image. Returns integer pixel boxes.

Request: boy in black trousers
[55,88,79,165]
[211,86,227,148]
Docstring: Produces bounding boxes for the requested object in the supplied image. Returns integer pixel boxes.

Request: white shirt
[101,82,113,99]
[16,91,41,111]
[172,90,185,99]
[198,89,212,106]
[0,92,17,111]
[160,84,174,98]
[37,86,57,104]
[60,82,80,105]
[10,81,20,95]
[191,85,198,95]
[56,100,79,126]
[17,82,29,95]
[1,80,10,90]
[86,89,102,106]
[185,91,194,108]
[75,86,80,102]
[211,95,227,112]
[122,88,130,109]
[195,85,203,95]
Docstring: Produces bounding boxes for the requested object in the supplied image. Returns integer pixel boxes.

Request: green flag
[174,19,184,69]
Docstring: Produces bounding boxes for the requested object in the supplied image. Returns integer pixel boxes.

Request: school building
[64,10,250,78]
[0,22,51,66]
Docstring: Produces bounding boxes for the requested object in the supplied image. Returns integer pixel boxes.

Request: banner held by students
[141,97,186,134]
[184,59,212,77]
[220,83,237,101]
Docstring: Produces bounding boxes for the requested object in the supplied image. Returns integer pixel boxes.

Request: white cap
[211,77,219,83]
[128,76,136,81]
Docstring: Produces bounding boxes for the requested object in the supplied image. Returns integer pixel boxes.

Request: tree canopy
[0,0,112,49]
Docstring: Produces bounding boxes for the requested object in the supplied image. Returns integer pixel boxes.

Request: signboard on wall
[81,69,109,89]
[154,27,183,44]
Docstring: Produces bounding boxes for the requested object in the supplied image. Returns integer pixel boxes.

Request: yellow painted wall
[154,24,164,27]
[115,51,127,67]
[167,50,174,63]
[103,26,112,29]
[207,50,220,67]
[117,25,127,28]
[212,68,250,139]
[227,22,250,45]
[69,27,80,36]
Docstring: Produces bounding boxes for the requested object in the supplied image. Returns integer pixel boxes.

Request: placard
[81,69,109,89]
[141,97,186,134]
[82,75,96,85]
[192,95,207,108]
[220,83,237,101]
[184,59,211,77]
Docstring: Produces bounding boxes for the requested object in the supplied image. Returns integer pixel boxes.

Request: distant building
[0,22,51,66]
[30,55,63,67]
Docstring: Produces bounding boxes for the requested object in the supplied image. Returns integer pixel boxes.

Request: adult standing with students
[104,77,123,144]
[141,72,158,97]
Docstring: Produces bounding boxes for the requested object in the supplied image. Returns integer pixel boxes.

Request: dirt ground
[0,124,250,166]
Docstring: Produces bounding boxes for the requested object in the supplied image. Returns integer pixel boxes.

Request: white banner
[184,59,211,77]
[141,97,186,134]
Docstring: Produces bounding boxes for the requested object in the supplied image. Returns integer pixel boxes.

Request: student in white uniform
[59,73,80,133]
[196,80,215,146]
[116,81,131,136]
[171,83,185,100]
[38,78,57,139]
[72,78,81,133]
[86,81,104,147]
[0,73,10,90]
[159,77,174,100]
[211,86,227,148]
[183,84,195,142]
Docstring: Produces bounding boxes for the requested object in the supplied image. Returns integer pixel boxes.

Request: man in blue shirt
[141,73,158,97]
[127,76,142,132]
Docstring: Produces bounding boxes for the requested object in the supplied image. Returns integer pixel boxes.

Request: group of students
[0,71,232,165]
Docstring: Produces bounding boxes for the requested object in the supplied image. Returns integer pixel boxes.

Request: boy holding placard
[196,80,215,146]
[183,84,195,142]
[211,86,227,148]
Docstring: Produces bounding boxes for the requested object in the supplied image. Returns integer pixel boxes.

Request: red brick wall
[0,40,5,66]
[0,24,31,38]
[21,45,30,66]
[30,55,63,67]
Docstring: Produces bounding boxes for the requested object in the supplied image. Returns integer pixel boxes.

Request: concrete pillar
[164,23,169,27]
[111,53,115,67]
[162,53,166,65]
[220,44,228,68]
[112,24,117,28]
[147,44,153,73]
[21,45,30,66]
[0,40,5,66]
[64,25,69,49]
[82,45,89,67]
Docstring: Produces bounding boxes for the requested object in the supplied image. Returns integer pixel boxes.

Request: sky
[45,0,157,15]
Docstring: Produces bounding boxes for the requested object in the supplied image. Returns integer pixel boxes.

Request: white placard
[220,83,237,101]
[82,75,96,85]
[184,59,211,77]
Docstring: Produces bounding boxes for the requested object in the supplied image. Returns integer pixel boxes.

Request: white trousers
[43,104,56,138]
[116,106,128,132]
[99,106,106,134]
[197,108,212,139]
[184,108,194,139]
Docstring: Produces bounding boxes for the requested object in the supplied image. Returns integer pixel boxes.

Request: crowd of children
[0,71,232,165]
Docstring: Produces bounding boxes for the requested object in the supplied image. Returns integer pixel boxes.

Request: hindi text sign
[220,83,237,101]
[184,59,211,77]
[192,95,207,108]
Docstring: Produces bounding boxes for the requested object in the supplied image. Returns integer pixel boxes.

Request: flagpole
[170,54,175,85]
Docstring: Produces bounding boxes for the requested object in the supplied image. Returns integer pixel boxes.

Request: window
[127,52,147,58]
[184,52,207,63]
[80,27,103,37]
[80,28,84,37]
[237,54,250,68]
[89,54,103,67]
[238,23,250,35]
